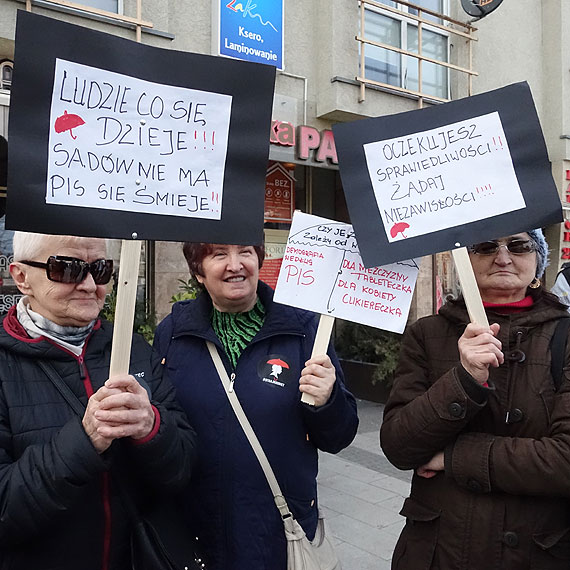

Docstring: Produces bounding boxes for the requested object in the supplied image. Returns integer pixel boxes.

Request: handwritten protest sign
[334,82,562,268]
[47,59,231,220]
[274,212,419,333]
[7,11,275,244]
[365,112,525,242]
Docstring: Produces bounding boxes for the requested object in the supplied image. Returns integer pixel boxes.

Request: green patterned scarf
[211,298,266,368]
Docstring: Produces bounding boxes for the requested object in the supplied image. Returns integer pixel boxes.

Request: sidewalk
[317,399,411,570]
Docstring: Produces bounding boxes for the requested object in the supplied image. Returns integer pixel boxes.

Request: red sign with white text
[259,240,286,289]
[561,170,570,261]
[264,162,295,223]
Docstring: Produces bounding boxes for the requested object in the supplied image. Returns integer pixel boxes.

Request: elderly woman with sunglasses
[0,232,197,570]
[381,229,570,570]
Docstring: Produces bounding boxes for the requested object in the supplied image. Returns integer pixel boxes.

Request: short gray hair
[12,232,52,261]
[12,232,109,262]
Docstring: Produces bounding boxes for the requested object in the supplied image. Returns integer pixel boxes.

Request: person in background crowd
[551,261,570,311]
[0,232,197,570]
[153,242,359,570]
[381,229,570,570]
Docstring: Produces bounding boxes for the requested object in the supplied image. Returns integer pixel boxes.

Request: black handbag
[131,517,184,570]
[38,361,206,570]
[125,487,205,570]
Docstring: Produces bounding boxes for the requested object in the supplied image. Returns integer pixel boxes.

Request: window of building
[362,1,449,100]
[0,61,13,92]
[80,0,119,13]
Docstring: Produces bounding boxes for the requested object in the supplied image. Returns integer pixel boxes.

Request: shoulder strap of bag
[206,341,292,521]
[38,360,86,416]
[550,318,570,392]
[38,360,143,521]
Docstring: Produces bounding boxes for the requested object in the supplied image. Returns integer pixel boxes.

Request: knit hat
[527,228,549,278]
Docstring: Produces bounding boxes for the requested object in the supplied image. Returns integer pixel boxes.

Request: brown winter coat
[381,291,570,570]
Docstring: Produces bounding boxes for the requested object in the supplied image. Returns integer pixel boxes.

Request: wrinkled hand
[82,374,155,454]
[417,451,444,479]
[458,322,503,385]
[299,355,336,407]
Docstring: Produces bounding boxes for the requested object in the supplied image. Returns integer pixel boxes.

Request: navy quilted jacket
[153,282,358,570]
[0,307,197,570]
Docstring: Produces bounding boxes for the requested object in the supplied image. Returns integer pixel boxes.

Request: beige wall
[154,241,187,322]
[1,0,569,321]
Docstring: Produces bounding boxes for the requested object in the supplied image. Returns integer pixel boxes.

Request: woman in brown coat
[381,229,570,569]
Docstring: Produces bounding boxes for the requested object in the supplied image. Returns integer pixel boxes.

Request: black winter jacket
[0,307,197,570]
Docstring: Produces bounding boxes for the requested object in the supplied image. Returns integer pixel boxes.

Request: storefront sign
[274,212,419,333]
[219,0,283,69]
[297,126,338,164]
[270,122,338,165]
[270,120,295,146]
[560,170,570,260]
[264,162,294,223]
[561,219,570,260]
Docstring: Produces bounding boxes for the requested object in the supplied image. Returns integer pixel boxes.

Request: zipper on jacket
[77,354,94,398]
[505,329,525,423]
[229,372,236,393]
[75,344,110,570]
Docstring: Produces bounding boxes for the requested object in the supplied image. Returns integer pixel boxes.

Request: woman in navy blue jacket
[154,242,358,570]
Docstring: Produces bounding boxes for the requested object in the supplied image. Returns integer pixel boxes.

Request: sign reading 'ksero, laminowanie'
[47,59,232,219]
[219,0,283,69]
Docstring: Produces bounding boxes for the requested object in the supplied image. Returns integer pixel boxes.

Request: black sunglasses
[469,239,536,256]
[20,256,114,285]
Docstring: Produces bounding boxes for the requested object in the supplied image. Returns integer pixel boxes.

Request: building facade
[0,0,568,325]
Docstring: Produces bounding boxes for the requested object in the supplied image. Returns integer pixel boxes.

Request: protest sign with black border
[333,82,562,269]
[7,10,275,245]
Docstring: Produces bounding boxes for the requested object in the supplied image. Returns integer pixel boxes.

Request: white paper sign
[274,212,419,333]
[364,112,526,242]
[46,59,232,219]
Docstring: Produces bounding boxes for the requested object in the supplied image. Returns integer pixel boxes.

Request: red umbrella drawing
[54,110,85,140]
[390,222,410,239]
[267,358,290,369]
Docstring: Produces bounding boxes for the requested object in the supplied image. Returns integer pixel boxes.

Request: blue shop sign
[220,0,283,69]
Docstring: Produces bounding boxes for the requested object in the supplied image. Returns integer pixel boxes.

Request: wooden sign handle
[451,247,489,327]
[109,239,143,377]
[302,314,336,405]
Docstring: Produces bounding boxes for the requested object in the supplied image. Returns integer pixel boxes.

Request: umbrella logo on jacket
[54,110,85,140]
[258,355,293,388]
[267,358,289,379]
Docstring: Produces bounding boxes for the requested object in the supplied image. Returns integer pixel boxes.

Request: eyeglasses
[469,239,536,256]
[19,256,114,285]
